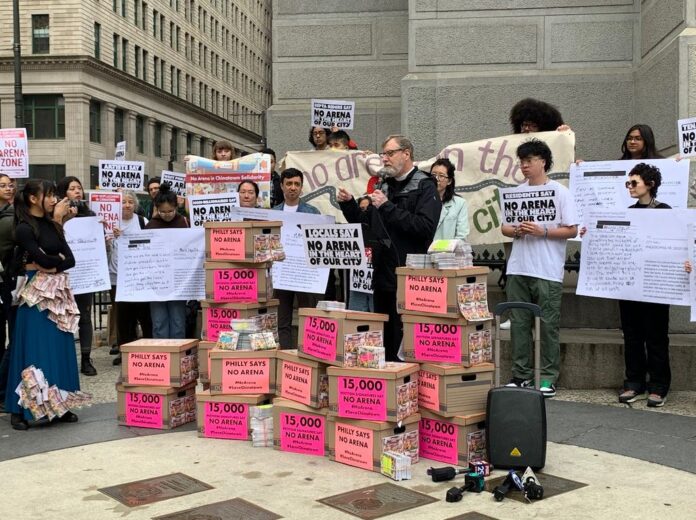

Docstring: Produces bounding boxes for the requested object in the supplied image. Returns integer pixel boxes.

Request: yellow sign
[510,447,522,457]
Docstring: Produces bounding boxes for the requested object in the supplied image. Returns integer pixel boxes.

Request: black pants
[111,286,152,346]
[74,293,94,356]
[275,289,320,349]
[373,289,402,362]
[619,299,671,396]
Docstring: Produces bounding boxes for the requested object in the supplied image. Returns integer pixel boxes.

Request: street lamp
[13,0,23,128]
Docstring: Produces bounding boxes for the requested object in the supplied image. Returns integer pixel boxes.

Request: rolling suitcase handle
[493,302,543,389]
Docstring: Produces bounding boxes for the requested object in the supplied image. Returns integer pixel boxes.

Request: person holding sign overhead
[618,163,671,408]
[145,183,190,339]
[501,139,578,398]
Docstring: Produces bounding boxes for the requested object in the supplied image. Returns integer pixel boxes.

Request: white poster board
[64,217,111,295]
[99,160,145,190]
[115,141,126,161]
[349,248,373,294]
[689,224,696,321]
[498,185,563,226]
[678,117,696,158]
[161,170,186,197]
[115,229,205,302]
[0,128,29,178]
[88,192,121,239]
[301,224,365,268]
[569,159,689,233]
[311,99,355,130]
[578,208,694,305]
[187,193,240,227]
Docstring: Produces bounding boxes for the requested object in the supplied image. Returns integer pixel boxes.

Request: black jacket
[340,167,441,291]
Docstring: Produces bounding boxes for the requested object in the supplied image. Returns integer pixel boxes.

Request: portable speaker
[486,387,546,471]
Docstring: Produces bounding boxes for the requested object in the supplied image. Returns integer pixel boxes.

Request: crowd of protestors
[0,98,685,431]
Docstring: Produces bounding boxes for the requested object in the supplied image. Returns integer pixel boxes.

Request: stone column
[63,93,91,185]
[145,117,156,182]
[125,111,137,160]
[104,102,116,153]
[163,123,173,165]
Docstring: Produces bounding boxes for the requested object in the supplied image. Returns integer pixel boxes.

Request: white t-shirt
[283,203,299,212]
[108,215,147,285]
[506,179,578,283]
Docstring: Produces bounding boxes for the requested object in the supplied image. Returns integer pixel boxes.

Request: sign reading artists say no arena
[301,224,365,269]
[99,160,145,190]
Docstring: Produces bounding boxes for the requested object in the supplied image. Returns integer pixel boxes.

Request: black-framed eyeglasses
[431,174,449,181]
[626,136,643,142]
[379,148,404,158]
[625,180,640,188]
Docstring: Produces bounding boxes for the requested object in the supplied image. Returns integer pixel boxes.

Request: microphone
[374,167,390,192]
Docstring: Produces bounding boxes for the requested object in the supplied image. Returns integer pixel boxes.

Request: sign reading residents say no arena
[301,224,365,268]
[99,160,145,190]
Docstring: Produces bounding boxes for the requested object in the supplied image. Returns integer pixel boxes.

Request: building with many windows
[0,0,272,186]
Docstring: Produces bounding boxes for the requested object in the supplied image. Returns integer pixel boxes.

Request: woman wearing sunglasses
[619,163,671,408]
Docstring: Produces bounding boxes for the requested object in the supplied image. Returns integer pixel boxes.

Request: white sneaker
[499,319,511,330]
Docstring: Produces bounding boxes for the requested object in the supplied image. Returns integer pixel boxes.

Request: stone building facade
[0,0,272,186]
[267,0,696,163]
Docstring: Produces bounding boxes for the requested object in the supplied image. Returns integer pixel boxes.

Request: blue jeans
[348,290,374,312]
[150,301,187,339]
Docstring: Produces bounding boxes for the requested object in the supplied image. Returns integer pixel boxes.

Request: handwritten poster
[0,128,28,178]
[569,159,689,232]
[115,228,205,302]
[301,224,365,268]
[311,99,355,130]
[160,170,187,197]
[578,208,694,305]
[188,193,240,227]
[99,160,145,190]
[64,217,111,295]
[88,191,121,239]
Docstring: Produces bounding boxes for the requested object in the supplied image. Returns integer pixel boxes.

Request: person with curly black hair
[509,98,569,134]
[309,127,330,150]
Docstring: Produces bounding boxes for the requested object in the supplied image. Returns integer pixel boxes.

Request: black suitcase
[486,302,546,471]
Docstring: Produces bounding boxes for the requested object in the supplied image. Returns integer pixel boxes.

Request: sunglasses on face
[625,180,640,188]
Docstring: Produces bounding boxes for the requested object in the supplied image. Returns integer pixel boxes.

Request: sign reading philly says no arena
[301,224,365,269]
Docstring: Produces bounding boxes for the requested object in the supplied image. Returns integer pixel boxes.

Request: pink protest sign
[221,358,270,393]
[203,401,249,440]
[210,228,246,260]
[212,269,258,302]
[88,192,122,239]
[125,392,163,428]
[301,316,338,361]
[337,376,387,421]
[419,417,458,464]
[205,307,239,341]
[127,352,171,386]
[405,274,448,314]
[279,412,325,456]
[418,370,440,412]
[414,322,461,363]
[280,361,312,406]
[334,422,373,470]
[0,128,28,178]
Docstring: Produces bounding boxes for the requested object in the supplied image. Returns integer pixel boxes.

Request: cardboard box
[276,349,328,408]
[116,383,196,430]
[198,341,215,383]
[402,314,493,366]
[119,339,199,388]
[396,266,489,318]
[209,349,277,395]
[327,362,419,422]
[327,414,420,472]
[204,261,273,303]
[418,363,494,417]
[196,390,272,440]
[204,221,282,262]
[272,398,329,457]
[297,308,388,367]
[418,409,486,466]
[200,299,280,342]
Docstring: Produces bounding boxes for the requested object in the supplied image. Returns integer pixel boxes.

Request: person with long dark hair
[429,158,469,241]
[0,174,16,406]
[145,183,189,339]
[4,180,80,430]
[56,176,98,376]
[620,124,663,160]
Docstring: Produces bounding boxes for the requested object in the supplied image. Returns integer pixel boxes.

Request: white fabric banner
[64,217,111,295]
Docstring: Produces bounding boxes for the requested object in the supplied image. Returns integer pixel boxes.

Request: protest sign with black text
[99,160,145,190]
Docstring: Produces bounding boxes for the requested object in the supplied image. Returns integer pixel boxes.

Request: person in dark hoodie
[145,183,189,339]
[337,134,441,361]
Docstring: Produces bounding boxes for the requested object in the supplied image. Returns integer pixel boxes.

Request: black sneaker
[81,359,98,376]
[112,356,122,366]
[505,378,533,388]
[109,345,120,355]
[647,393,666,408]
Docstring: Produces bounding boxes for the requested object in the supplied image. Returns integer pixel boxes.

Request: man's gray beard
[380,166,399,178]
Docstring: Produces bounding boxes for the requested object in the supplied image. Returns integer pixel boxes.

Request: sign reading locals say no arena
[301,224,365,268]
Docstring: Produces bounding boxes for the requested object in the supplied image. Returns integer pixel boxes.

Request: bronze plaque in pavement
[446,513,501,520]
[317,482,438,519]
[484,472,587,503]
[152,498,282,519]
[98,472,213,507]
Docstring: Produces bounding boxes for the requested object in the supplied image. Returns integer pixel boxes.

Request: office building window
[29,164,66,183]
[154,57,159,87]
[89,100,102,143]
[152,10,158,37]
[154,122,163,157]
[136,116,145,153]
[142,50,148,82]
[113,34,119,68]
[32,15,50,54]
[170,128,179,161]
[94,23,101,59]
[23,95,65,139]
[122,38,128,71]
[142,2,148,29]
[134,45,141,78]
[186,133,192,154]
[114,109,125,145]
[90,166,100,190]
[134,0,139,25]
[121,0,127,17]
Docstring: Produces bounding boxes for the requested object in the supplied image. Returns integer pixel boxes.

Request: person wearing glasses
[309,127,330,151]
[337,134,441,361]
[620,124,663,160]
[509,98,570,134]
[144,183,190,339]
[618,163,671,408]
[429,158,469,241]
